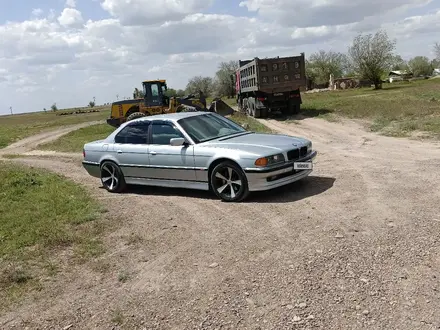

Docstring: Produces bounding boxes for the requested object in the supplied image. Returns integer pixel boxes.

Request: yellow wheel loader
[106,80,235,128]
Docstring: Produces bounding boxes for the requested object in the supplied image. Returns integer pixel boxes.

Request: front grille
[287,149,299,160]
[287,146,308,160]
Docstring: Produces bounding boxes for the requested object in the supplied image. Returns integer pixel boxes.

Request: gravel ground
[1,115,440,330]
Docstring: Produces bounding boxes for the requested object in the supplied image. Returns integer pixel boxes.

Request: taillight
[257,97,266,101]
[83,149,86,157]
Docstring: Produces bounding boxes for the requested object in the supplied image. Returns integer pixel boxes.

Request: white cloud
[66,0,76,7]
[57,8,84,27]
[239,0,433,27]
[100,0,214,26]
[32,8,44,17]
[0,1,439,115]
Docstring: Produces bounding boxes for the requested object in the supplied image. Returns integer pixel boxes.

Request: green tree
[408,56,433,77]
[305,50,349,85]
[88,100,95,108]
[214,60,239,98]
[390,55,408,71]
[348,30,396,89]
[434,42,440,61]
[185,76,214,97]
[51,103,58,112]
[164,88,188,97]
[133,88,144,99]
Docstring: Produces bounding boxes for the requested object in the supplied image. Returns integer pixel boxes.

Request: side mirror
[170,137,185,146]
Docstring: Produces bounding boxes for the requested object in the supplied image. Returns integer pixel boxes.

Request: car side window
[151,123,184,145]
[114,123,149,144]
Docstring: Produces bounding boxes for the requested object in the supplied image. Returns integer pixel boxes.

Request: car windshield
[177,113,247,143]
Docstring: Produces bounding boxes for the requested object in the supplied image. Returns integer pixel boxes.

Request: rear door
[113,121,151,179]
[146,120,196,182]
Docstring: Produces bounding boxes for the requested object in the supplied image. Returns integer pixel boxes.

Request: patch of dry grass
[39,123,115,152]
[297,79,440,138]
[0,106,110,148]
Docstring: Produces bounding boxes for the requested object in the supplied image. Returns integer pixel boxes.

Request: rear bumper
[244,150,317,191]
[82,161,101,178]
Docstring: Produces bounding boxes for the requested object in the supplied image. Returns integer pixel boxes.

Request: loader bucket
[208,98,235,116]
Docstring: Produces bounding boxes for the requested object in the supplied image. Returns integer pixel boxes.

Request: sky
[0,0,439,115]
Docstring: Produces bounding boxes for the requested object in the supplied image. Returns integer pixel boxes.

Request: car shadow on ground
[107,175,335,204]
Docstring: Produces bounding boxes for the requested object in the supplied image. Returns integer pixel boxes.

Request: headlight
[255,153,285,167]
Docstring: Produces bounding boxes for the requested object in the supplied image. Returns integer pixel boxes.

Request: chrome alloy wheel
[210,161,249,202]
[100,161,126,193]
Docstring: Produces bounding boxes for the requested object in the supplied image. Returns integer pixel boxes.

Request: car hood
[201,132,309,155]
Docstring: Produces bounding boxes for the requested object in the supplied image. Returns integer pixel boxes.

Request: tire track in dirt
[0,120,104,156]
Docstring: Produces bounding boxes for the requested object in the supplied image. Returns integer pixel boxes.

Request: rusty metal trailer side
[238,54,307,94]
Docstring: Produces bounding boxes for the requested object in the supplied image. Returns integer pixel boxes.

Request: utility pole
[9,106,13,115]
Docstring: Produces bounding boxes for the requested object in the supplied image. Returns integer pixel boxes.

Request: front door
[147,121,196,182]
[112,120,151,179]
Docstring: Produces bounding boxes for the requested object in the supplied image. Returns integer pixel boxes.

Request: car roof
[131,111,215,123]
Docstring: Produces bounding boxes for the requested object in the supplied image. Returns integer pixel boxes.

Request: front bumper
[244,150,317,191]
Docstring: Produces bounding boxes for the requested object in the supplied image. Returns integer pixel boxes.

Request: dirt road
[0,120,104,156]
[1,116,440,330]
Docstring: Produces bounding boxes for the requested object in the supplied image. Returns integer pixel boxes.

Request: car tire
[210,161,250,202]
[100,161,126,193]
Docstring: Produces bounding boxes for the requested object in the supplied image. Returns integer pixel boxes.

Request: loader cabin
[142,79,169,107]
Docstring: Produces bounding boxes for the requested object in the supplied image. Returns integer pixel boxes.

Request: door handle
[149,151,157,155]
[117,150,123,153]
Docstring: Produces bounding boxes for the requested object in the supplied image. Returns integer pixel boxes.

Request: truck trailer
[233,53,307,118]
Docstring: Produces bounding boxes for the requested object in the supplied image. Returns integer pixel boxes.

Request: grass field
[39,123,116,152]
[0,106,109,148]
[37,111,271,153]
[0,162,107,309]
[299,78,440,138]
[0,98,237,149]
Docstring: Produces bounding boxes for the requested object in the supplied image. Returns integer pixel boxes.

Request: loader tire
[126,112,146,121]
[177,105,197,112]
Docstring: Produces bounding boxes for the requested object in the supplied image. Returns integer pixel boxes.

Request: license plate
[294,162,313,170]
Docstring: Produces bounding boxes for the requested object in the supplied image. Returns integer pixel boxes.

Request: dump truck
[233,53,307,118]
[106,79,234,128]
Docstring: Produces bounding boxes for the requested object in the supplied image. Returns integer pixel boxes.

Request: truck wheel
[242,98,250,115]
[248,99,260,118]
[252,102,261,118]
[260,108,268,118]
[287,100,300,115]
[127,112,146,121]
